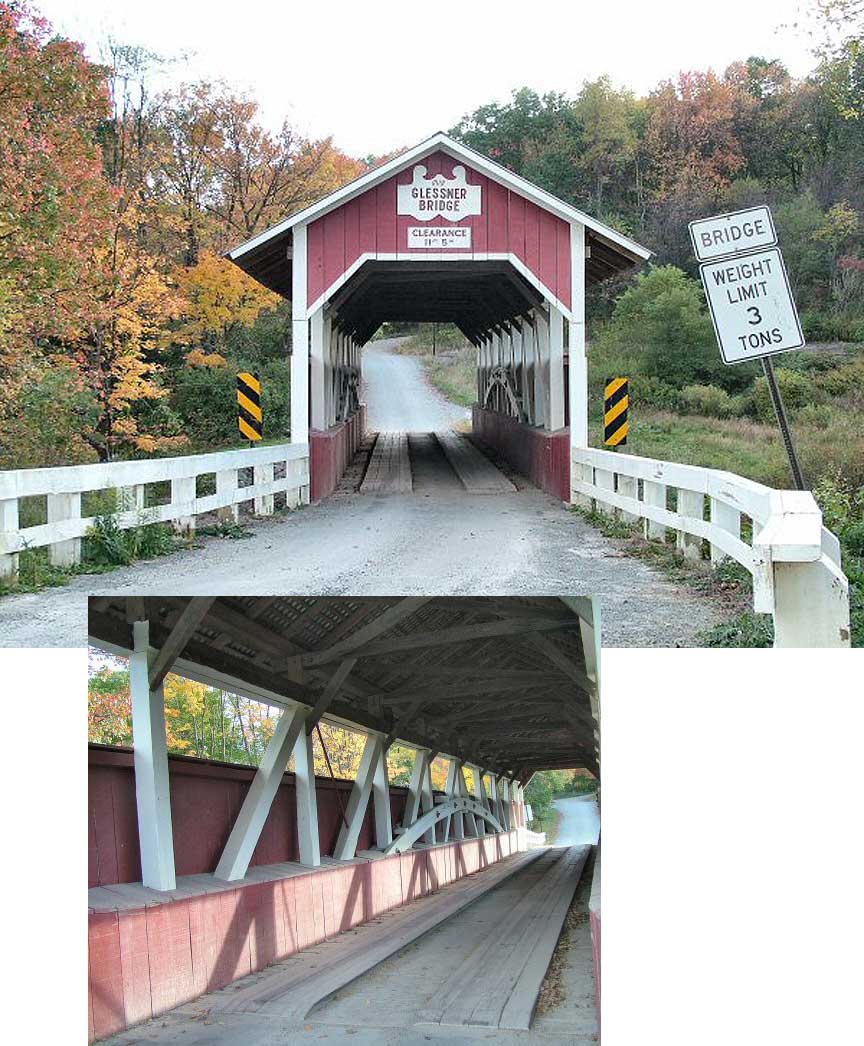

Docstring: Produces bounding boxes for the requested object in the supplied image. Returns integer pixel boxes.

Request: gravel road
[553,796,601,847]
[0,340,720,647]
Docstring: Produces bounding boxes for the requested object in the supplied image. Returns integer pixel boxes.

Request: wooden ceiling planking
[88,596,598,777]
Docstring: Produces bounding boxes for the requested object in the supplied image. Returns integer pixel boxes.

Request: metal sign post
[690,206,807,490]
[761,357,806,490]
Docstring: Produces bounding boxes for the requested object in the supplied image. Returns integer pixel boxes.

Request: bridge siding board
[306,151,573,309]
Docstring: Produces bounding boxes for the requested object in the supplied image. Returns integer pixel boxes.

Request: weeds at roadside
[198,519,254,540]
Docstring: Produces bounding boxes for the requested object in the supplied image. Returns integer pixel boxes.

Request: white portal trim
[306,251,573,323]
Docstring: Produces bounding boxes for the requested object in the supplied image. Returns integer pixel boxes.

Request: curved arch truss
[482,365,524,421]
[383,796,505,855]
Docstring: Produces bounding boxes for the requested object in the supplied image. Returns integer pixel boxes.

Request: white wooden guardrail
[572,447,850,648]
[0,442,310,580]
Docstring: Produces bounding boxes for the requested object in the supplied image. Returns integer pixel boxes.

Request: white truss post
[444,759,465,841]
[372,735,393,849]
[293,729,320,867]
[472,768,487,837]
[501,778,513,830]
[214,704,306,881]
[333,732,384,860]
[460,765,479,838]
[129,620,176,891]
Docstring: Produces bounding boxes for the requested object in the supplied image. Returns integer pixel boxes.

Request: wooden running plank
[203,849,544,1020]
[434,431,516,494]
[360,432,412,494]
[420,845,591,1030]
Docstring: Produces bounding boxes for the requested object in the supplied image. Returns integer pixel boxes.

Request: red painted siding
[88,745,408,887]
[88,832,525,1042]
[472,405,571,502]
[306,150,572,310]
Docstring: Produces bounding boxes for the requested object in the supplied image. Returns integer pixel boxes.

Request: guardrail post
[171,476,196,536]
[642,480,667,541]
[676,489,704,561]
[617,474,639,523]
[121,484,146,513]
[594,469,616,517]
[47,492,82,567]
[216,469,239,523]
[772,559,851,648]
[709,498,741,565]
[254,463,275,516]
[0,498,19,581]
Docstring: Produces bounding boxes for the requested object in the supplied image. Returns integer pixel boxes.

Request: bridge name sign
[398,164,482,221]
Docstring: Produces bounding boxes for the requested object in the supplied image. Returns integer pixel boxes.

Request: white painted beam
[293,728,320,867]
[148,597,215,691]
[333,732,383,860]
[129,620,176,891]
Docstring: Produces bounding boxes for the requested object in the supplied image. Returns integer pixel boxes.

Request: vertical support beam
[487,772,502,830]
[293,729,320,867]
[47,491,82,567]
[129,619,176,891]
[471,766,486,837]
[214,704,306,881]
[1,497,20,581]
[372,736,393,850]
[310,305,326,430]
[333,732,384,860]
[548,305,565,431]
[710,498,741,565]
[444,759,465,841]
[291,223,309,446]
[569,222,588,451]
[501,778,513,831]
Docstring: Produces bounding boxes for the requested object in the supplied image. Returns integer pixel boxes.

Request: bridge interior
[87,596,600,1043]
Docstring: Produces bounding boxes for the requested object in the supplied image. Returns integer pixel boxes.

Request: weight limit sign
[604,377,629,446]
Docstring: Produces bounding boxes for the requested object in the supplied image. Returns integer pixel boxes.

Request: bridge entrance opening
[229,133,651,502]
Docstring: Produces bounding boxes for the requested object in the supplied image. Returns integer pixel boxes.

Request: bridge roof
[227,131,650,299]
[89,596,599,780]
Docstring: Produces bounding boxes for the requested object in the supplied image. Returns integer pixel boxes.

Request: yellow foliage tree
[174,251,280,364]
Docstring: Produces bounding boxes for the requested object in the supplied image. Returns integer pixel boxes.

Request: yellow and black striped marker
[604,377,629,446]
[237,371,263,442]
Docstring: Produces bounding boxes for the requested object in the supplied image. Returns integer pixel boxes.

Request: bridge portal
[229,132,650,500]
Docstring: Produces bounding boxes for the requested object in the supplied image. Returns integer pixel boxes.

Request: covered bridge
[229,132,650,500]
